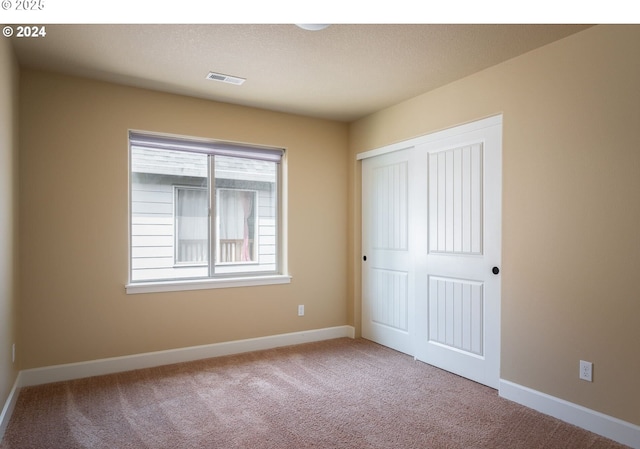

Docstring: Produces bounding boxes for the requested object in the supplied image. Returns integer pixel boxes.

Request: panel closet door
[360,115,502,389]
[414,119,502,389]
[361,146,423,356]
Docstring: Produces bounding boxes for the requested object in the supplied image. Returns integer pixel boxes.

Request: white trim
[0,374,20,441]
[18,326,354,387]
[499,379,640,449]
[356,114,503,161]
[126,274,292,294]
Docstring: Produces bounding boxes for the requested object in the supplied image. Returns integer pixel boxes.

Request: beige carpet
[0,338,630,449]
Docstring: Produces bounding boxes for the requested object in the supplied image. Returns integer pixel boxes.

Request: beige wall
[0,39,19,409]
[349,25,640,426]
[19,70,349,369]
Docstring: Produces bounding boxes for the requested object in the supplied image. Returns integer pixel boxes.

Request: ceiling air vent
[205,72,246,85]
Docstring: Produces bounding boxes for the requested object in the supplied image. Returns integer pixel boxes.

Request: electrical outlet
[579,360,593,382]
[298,305,304,316]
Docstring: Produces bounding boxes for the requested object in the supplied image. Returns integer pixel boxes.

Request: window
[128,131,287,291]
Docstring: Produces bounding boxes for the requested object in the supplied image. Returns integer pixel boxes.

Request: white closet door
[414,119,502,389]
[360,115,502,389]
[361,147,417,356]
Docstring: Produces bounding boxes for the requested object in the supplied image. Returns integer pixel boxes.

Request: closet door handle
[492,266,500,275]
[363,255,367,261]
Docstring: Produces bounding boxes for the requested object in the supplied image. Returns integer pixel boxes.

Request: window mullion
[208,155,215,277]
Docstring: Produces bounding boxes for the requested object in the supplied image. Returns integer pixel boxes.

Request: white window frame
[127,131,290,294]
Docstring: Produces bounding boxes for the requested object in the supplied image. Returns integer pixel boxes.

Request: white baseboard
[19,325,355,388]
[0,375,20,441]
[500,379,640,449]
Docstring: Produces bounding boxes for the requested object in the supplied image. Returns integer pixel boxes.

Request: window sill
[125,274,292,295]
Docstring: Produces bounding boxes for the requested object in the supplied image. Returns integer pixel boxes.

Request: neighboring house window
[174,186,208,265]
[217,189,257,264]
[129,131,283,284]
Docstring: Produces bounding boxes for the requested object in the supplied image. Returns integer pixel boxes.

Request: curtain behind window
[219,190,254,262]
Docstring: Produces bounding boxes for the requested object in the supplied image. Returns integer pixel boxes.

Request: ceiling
[11,24,592,122]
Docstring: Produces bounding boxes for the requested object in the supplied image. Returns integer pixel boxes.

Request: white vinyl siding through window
[127,131,288,292]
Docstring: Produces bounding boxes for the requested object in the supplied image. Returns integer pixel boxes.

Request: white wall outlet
[298,305,304,316]
[579,360,593,382]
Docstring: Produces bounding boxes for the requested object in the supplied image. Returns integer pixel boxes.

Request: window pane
[131,147,208,282]
[215,155,277,275]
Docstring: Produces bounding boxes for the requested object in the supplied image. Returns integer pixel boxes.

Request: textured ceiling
[11,24,592,122]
